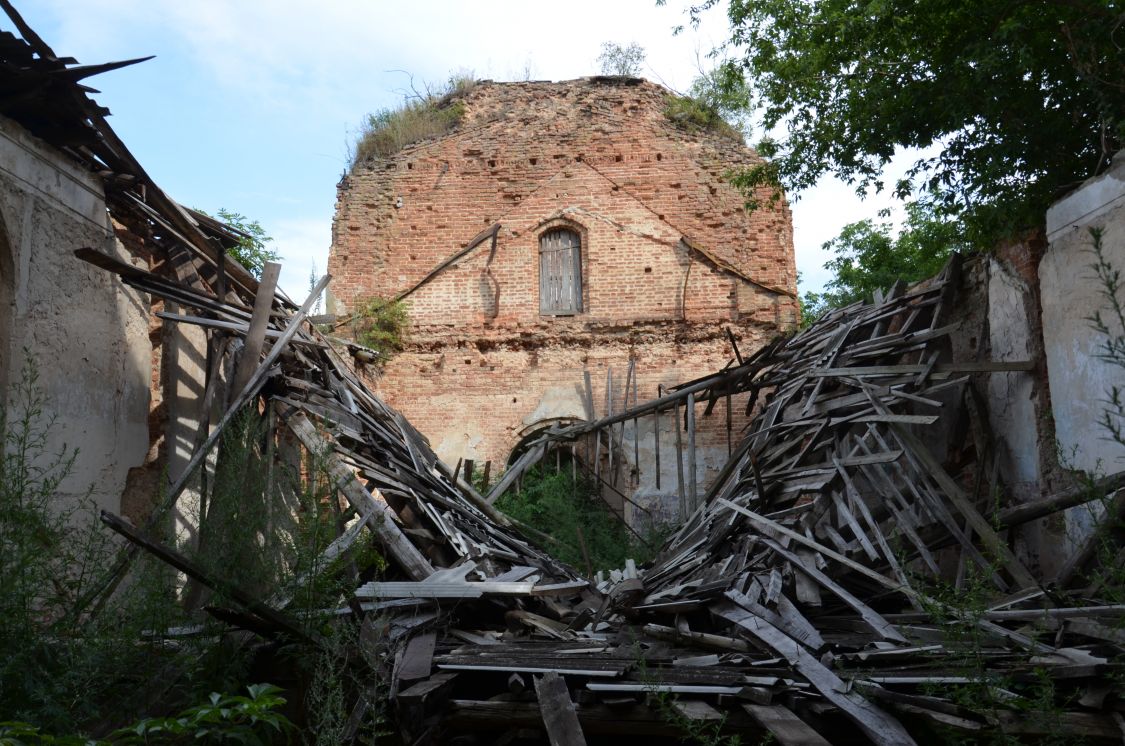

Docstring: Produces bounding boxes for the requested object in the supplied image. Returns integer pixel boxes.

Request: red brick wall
[330,77,797,475]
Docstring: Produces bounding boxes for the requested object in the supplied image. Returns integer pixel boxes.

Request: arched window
[539,228,582,315]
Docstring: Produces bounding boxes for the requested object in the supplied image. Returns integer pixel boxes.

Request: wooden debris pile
[435,258,1125,745]
[9,6,1125,742]
[71,237,1125,742]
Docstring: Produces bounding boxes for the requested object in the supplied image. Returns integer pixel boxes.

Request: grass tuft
[350,75,476,169]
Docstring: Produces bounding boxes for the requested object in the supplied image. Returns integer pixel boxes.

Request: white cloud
[17,1,921,301]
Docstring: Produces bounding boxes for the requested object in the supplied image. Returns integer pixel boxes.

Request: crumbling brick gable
[329,77,798,474]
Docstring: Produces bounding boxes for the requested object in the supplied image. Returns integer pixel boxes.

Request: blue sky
[11,1,909,300]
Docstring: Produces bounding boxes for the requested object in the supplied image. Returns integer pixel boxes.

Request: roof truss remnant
[10,6,1125,741]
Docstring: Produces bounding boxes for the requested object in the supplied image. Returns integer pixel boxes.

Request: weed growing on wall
[349,74,476,168]
[349,296,408,363]
[1087,226,1125,452]
[663,64,749,144]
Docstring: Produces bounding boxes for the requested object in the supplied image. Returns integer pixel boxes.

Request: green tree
[212,208,279,280]
[598,42,646,76]
[675,0,1125,243]
[801,201,966,325]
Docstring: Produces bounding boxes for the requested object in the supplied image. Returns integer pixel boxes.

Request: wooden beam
[534,671,587,746]
[100,511,312,642]
[686,391,697,512]
[714,601,917,746]
[229,260,281,401]
[284,408,435,581]
[742,704,831,746]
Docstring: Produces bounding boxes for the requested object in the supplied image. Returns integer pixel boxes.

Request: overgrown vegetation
[0,356,385,740]
[349,74,475,169]
[800,200,967,326]
[349,295,408,359]
[494,465,666,572]
[664,62,749,143]
[0,353,184,730]
[1075,227,1125,602]
[910,565,1079,745]
[0,685,292,745]
[1088,227,1125,450]
[597,41,646,76]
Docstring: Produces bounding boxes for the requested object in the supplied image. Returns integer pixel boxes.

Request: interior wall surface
[1042,151,1125,550]
[0,114,152,518]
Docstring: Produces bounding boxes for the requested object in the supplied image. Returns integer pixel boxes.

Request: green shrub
[664,95,742,141]
[0,355,188,730]
[0,684,293,745]
[495,466,663,572]
[350,296,408,360]
[663,64,749,143]
[350,74,475,168]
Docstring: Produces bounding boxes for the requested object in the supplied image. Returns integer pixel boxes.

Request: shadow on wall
[0,207,12,398]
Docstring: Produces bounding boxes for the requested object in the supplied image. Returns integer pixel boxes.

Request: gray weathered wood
[742,704,831,746]
[229,260,280,402]
[714,601,917,746]
[285,408,435,581]
[686,391,697,512]
[535,671,587,746]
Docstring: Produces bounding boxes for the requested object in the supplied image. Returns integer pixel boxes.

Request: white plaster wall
[164,307,209,541]
[0,115,152,518]
[624,408,726,527]
[1042,152,1125,548]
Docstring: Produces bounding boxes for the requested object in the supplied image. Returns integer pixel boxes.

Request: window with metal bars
[538,228,582,315]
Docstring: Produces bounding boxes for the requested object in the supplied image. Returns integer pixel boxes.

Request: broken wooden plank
[284,407,435,581]
[742,704,831,746]
[535,671,587,746]
[100,511,312,643]
[397,632,437,683]
[713,601,917,746]
[229,260,280,402]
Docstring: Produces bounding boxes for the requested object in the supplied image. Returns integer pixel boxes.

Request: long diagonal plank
[283,407,435,581]
[714,601,917,746]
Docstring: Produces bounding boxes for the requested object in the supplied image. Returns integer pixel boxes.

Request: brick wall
[329,77,797,485]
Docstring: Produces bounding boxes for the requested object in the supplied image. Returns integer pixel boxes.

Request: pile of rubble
[5,4,1125,742]
[86,250,1125,744]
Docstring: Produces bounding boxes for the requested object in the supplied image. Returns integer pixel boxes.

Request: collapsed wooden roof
[82,241,1125,744]
[8,5,1125,743]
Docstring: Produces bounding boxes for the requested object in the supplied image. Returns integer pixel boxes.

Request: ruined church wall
[330,79,797,314]
[332,79,797,498]
[368,327,763,512]
[0,114,152,518]
[1041,152,1125,556]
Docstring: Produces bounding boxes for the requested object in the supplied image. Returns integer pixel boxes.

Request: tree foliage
[675,0,1125,242]
[201,208,279,280]
[801,201,967,325]
[597,42,647,76]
